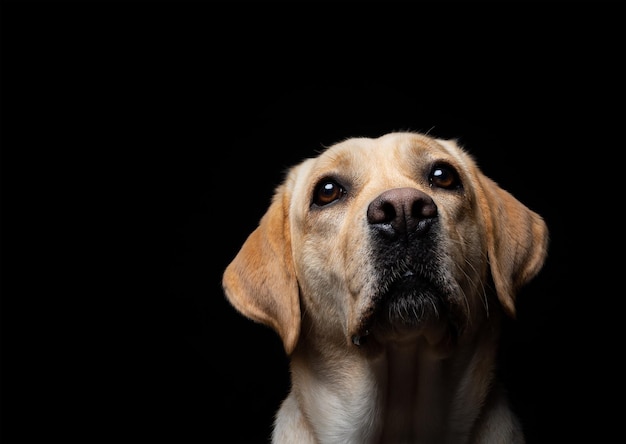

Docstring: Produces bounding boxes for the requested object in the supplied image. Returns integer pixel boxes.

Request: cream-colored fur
[223,132,548,443]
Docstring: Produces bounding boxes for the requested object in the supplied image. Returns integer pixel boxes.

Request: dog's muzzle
[352,187,453,346]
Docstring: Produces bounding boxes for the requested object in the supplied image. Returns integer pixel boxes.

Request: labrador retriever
[222,131,549,443]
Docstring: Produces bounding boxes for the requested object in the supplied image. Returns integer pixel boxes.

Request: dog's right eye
[312,179,346,207]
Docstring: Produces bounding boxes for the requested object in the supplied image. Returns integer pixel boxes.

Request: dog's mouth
[351,264,456,347]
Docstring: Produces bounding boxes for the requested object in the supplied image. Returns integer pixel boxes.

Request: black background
[2,2,625,443]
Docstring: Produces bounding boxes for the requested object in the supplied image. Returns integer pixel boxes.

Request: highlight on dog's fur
[223,131,549,444]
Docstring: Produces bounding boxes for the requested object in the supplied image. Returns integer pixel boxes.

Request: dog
[222,131,549,443]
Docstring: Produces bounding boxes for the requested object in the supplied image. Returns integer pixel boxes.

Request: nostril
[380,202,397,224]
[367,199,396,225]
[412,198,437,220]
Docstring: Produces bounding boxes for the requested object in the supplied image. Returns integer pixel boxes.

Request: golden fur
[223,131,549,443]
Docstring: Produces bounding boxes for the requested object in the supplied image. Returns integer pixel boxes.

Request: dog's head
[223,132,549,354]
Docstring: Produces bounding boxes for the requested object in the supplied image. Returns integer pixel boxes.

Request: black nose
[367,187,437,237]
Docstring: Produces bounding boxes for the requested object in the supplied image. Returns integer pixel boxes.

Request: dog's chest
[294,342,472,444]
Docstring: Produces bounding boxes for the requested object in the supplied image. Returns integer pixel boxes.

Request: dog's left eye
[429,164,461,190]
[313,179,346,206]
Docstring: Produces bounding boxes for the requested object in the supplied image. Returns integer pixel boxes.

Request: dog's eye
[313,179,346,206]
[429,164,461,189]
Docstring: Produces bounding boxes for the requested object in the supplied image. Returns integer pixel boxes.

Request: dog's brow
[435,140,473,166]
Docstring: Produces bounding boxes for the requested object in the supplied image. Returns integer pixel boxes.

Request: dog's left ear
[222,182,301,355]
[477,175,549,318]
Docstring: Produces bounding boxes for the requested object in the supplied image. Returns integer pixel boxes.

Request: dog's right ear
[222,182,301,355]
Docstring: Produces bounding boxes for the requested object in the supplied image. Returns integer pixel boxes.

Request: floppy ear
[477,175,549,318]
[222,182,301,355]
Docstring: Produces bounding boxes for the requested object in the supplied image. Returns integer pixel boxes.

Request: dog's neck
[284,328,499,444]
[376,338,495,443]
[379,340,447,443]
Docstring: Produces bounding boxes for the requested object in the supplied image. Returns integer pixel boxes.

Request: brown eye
[313,179,346,206]
[429,163,461,189]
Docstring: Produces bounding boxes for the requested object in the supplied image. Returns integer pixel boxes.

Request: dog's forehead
[312,132,469,175]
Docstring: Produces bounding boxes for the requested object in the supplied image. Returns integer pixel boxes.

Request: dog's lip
[383,271,434,296]
[351,269,439,344]
[351,259,448,346]
[382,264,427,291]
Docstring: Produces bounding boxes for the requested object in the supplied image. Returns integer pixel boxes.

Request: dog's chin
[351,274,460,348]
